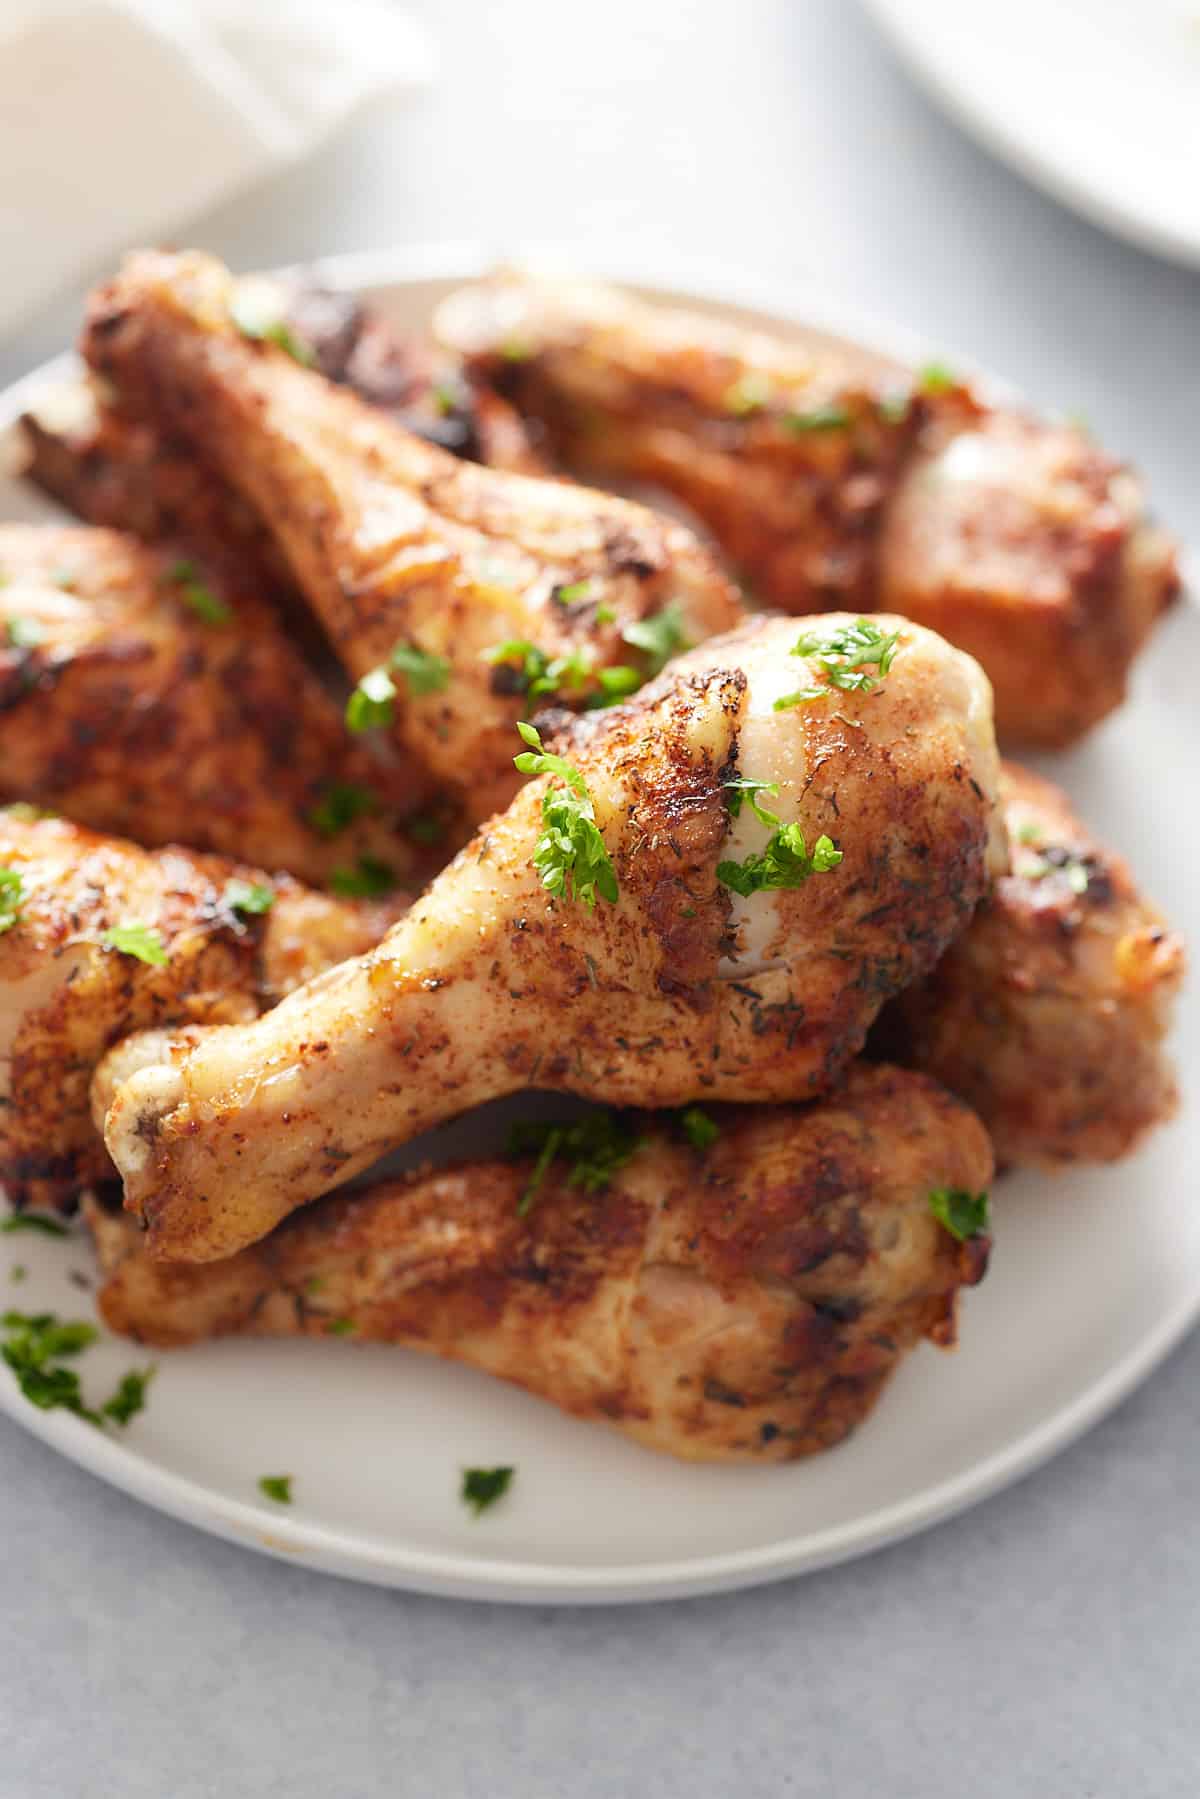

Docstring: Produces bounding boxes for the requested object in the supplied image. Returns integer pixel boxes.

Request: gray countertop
[1,4,1197,1793]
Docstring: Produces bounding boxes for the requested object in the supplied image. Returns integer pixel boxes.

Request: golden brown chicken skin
[879,763,1185,1168]
[102,612,1003,1263]
[0,524,436,886]
[0,809,408,1205]
[436,273,1178,748]
[81,250,744,823]
[19,282,543,597]
[85,1064,993,1464]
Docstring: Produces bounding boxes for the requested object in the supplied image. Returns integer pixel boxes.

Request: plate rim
[1,240,1195,1604]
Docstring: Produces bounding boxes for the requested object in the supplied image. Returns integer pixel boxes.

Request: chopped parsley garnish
[782,404,851,434]
[345,666,398,733]
[513,722,618,909]
[406,812,446,846]
[1026,851,1090,895]
[679,1106,719,1152]
[223,879,275,918]
[0,867,24,935]
[307,782,377,838]
[101,1366,155,1426]
[431,380,461,417]
[328,857,396,899]
[6,617,44,649]
[724,778,780,823]
[553,580,592,605]
[918,361,957,395]
[345,643,450,732]
[718,782,842,897]
[484,640,594,701]
[164,559,231,627]
[592,664,642,705]
[724,372,772,416]
[1,1213,68,1237]
[391,642,451,693]
[621,602,691,677]
[774,617,901,710]
[231,289,316,367]
[928,1188,991,1242]
[1015,823,1042,845]
[717,827,842,897]
[258,1473,293,1503]
[2,1311,99,1421]
[508,1112,646,1216]
[878,385,913,424]
[9,1266,25,1283]
[326,1317,356,1336]
[100,923,169,966]
[461,1465,514,1516]
[594,602,616,625]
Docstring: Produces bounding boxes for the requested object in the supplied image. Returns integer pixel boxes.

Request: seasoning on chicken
[0,524,437,885]
[100,610,1003,1263]
[878,762,1185,1168]
[436,271,1178,747]
[0,809,409,1207]
[81,250,743,823]
[85,1064,993,1464]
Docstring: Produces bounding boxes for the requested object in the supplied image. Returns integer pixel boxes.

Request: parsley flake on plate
[258,1474,294,1504]
[101,1366,155,1427]
[461,1465,514,1516]
[1,1213,68,1237]
[513,723,618,910]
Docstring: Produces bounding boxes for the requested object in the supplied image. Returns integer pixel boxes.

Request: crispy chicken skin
[0,810,407,1205]
[879,763,1185,1168]
[0,524,434,886]
[81,251,743,823]
[102,612,1003,1262]
[18,283,543,594]
[436,273,1178,748]
[85,1065,993,1464]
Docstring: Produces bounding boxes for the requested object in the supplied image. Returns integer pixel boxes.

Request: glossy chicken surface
[0,524,433,886]
[0,810,407,1205]
[436,272,1178,747]
[19,281,543,595]
[82,251,744,823]
[102,612,1003,1262]
[880,763,1184,1168]
[86,1064,992,1464]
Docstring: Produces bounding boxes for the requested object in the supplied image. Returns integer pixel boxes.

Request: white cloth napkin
[0,0,434,338]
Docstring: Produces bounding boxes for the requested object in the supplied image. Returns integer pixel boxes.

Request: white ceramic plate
[864,0,1200,269]
[0,248,1195,1605]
